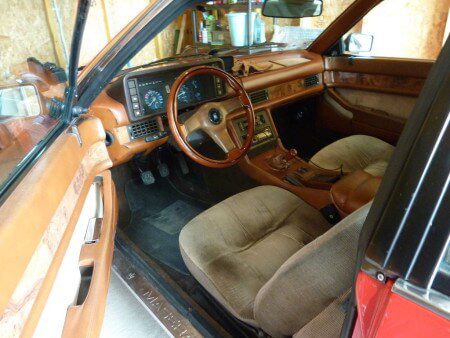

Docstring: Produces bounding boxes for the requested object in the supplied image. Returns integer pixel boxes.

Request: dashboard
[123,59,226,121]
[95,50,324,166]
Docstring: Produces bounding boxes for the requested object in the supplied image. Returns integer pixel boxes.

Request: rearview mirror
[262,0,323,18]
[345,33,374,53]
[0,83,42,118]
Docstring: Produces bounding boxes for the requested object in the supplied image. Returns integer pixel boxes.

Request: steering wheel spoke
[205,127,237,154]
[180,113,202,136]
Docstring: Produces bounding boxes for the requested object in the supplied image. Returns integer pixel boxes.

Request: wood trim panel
[228,80,324,125]
[324,71,425,96]
[267,75,323,101]
[324,57,433,79]
[0,117,112,336]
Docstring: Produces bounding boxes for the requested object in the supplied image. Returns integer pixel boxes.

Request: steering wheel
[167,66,255,168]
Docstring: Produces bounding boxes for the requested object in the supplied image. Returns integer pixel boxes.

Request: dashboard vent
[249,90,269,104]
[304,74,320,88]
[128,119,159,140]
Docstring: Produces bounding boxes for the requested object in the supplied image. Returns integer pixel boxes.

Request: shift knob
[285,149,298,161]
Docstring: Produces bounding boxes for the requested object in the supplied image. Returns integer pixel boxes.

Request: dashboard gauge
[194,91,202,101]
[192,79,201,89]
[144,90,164,110]
[177,84,193,104]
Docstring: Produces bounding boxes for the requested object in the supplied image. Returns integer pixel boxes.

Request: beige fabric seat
[179,186,371,337]
[309,135,394,177]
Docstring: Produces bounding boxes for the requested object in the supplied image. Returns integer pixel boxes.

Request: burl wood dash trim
[0,142,110,337]
[267,74,323,100]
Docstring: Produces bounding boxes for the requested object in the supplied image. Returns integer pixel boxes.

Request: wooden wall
[0,0,449,80]
[356,0,450,60]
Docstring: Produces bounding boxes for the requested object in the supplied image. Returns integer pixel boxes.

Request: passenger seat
[309,135,394,177]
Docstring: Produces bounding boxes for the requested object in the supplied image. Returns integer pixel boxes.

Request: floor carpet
[124,178,207,275]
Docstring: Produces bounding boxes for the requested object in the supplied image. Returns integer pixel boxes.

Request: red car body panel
[353,272,450,338]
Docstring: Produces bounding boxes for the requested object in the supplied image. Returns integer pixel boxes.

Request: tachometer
[177,84,193,104]
[144,90,164,110]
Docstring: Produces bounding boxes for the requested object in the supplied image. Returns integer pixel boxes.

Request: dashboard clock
[144,90,164,110]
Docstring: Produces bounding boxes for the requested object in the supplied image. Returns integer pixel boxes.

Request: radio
[233,110,275,147]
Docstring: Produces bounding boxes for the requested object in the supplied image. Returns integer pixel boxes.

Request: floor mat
[125,178,207,275]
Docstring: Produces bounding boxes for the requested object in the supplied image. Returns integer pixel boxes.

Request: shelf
[201,3,264,10]
[195,42,285,47]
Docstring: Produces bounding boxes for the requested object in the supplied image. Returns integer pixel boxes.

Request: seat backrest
[253,203,372,338]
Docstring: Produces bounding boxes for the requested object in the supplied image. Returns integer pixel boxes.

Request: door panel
[0,116,114,337]
[318,56,434,144]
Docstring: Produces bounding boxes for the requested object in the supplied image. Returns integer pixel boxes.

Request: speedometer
[144,90,164,110]
[177,84,193,104]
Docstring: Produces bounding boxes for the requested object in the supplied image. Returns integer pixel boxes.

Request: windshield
[73,0,355,71]
[124,0,355,69]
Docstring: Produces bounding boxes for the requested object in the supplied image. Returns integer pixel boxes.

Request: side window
[342,0,449,60]
[0,2,73,190]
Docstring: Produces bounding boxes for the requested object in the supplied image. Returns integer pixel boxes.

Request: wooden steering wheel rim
[167,66,255,168]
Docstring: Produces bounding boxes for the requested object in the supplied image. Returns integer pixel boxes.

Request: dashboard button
[134,110,141,116]
[132,103,140,110]
[128,80,136,88]
[131,95,139,102]
[129,88,137,95]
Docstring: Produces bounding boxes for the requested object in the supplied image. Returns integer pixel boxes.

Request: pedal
[176,153,189,175]
[140,171,155,185]
[158,163,170,178]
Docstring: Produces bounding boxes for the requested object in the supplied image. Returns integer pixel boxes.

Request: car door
[345,37,450,337]
[314,0,445,145]
[0,1,116,337]
[319,55,433,144]
[318,56,433,144]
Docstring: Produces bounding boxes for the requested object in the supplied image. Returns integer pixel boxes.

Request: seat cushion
[309,135,394,176]
[179,186,330,325]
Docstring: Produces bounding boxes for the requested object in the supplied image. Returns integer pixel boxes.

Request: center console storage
[251,145,342,190]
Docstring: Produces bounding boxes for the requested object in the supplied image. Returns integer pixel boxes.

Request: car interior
[0,0,447,337]
[82,4,434,338]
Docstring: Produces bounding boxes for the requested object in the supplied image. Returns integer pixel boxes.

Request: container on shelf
[226,12,256,47]
[254,13,266,44]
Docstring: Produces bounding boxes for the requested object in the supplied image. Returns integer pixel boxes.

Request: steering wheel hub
[208,108,223,125]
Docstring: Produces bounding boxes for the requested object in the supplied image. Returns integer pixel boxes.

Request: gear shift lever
[267,148,298,170]
[285,148,298,161]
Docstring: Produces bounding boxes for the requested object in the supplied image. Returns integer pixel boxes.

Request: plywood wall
[0,0,449,81]
[0,1,58,79]
[359,0,450,60]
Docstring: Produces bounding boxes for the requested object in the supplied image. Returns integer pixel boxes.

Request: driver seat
[179,185,370,337]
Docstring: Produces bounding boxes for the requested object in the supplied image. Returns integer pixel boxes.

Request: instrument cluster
[124,59,225,121]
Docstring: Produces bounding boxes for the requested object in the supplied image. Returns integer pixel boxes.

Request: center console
[251,145,342,190]
[231,108,341,191]
[232,110,277,155]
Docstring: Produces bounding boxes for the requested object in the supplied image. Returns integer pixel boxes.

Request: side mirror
[0,83,43,118]
[263,0,323,19]
[345,33,374,53]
